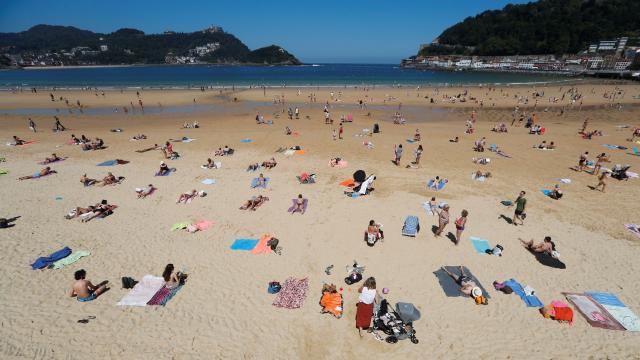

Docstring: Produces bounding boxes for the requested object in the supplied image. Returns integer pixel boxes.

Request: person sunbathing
[367,220,384,241]
[546,141,556,149]
[535,141,548,149]
[449,136,459,143]
[473,170,491,179]
[100,172,119,186]
[413,129,421,141]
[162,264,187,289]
[549,184,563,199]
[65,205,95,219]
[255,173,267,188]
[298,172,315,184]
[132,134,147,140]
[91,138,105,150]
[136,184,155,199]
[291,194,306,214]
[42,153,61,164]
[18,167,56,180]
[80,174,98,186]
[239,195,269,211]
[472,157,490,165]
[12,136,26,146]
[441,266,487,304]
[203,158,217,169]
[81,200,114,222]
[473,137,486,152]
[247,163,259,171]
[71,134,81,144]
[176,190,197,204]
[520,236,555,256]
[158,161,170,175]
[69,269,108,302]
[329,157,341,167]
[214,148,224,156]
[285,126,292,135]
[262,158,277,169]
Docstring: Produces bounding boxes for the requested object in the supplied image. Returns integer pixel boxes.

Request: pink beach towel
[195,220,214,231]
[329,160,348,168]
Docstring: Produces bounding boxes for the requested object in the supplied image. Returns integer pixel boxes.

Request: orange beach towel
[251,234,273,254]
[339,179,355,187]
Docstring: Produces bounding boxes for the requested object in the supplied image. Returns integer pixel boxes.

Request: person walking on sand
[414,145,423,165]
[28,118,36,132]
[332,128,337,141]
[435,204,450,237]
[394,144,403,166]
[454,210,468,245]
[339,123,344,140]
[593,153,609,176]
[577,151,589,172]
[54,116,66,131]
[592,171,609,192]
[511,191,527,226]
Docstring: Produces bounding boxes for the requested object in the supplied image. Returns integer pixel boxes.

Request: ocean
[0,63,571,89]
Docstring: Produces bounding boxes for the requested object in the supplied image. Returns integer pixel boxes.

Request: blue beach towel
[250,177,269,188]
[155,168,176,177]
[469,237,491,254]
[586,291,640,331]
[541,189,552,197]
[230,239,259,251]
[503,279,544,308]
[201,178,216,185]
[31,247,72,270]
[402,216,420,237]
[240,139,253,143]
[406,138,416,143]
[97,160,118,166]
[427,179,447,190]
[501,200,513,206]
[631,147,640,156]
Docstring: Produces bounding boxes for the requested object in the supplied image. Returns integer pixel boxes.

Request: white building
[99,45,108,52]
[614,61,631,70]
[598,40,617,51]
[588,58,604,69]
[455,59,472,67]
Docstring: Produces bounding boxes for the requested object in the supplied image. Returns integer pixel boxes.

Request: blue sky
[0,0,529,63]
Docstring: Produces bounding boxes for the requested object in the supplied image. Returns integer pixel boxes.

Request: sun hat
[471,287,483,298]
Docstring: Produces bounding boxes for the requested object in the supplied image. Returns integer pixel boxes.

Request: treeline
[0,25,301,65]
[419,0,640,56]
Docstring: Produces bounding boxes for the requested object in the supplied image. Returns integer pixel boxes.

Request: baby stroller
[373,299,420,344]
[610,165,630,180]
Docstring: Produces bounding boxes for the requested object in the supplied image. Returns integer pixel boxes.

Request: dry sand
[1,84,640,359]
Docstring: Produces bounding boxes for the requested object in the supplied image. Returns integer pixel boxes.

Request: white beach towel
[559,178,571,184]
[284,149,295,156]
[117,275,165,306]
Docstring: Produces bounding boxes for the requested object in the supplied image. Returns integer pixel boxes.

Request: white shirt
[358,287,376,305]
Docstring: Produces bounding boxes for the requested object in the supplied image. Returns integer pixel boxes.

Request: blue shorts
[77,292,97,302]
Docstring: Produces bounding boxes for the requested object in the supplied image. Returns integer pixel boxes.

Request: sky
[0,0,530,63]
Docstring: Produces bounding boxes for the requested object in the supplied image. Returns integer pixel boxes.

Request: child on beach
[454,210,468,244]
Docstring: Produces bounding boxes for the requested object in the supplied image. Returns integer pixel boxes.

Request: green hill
[419,0,640,56]
[0,24,301,65]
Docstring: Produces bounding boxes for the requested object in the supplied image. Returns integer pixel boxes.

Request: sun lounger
[117,275,166,306]
[564,292,625,330]
[402,216,420,237]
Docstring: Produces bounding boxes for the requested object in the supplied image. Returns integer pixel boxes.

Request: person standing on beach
[512,191,527,226]
[28,118,36,132]
[394,144,403,166]
[454,210,468,244]
[592,171,609,192]
[435,204,450,237]
[414,145,423,165]
[577,151,589,172]
[339,123,344,140]
[54,116,66,131]
[332,129,337,141]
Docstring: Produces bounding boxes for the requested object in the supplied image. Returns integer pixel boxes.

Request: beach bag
[0,218,7,228]
[553,306,573,323]
[267,237,279,251]
[268,281,281,294]
[121,277,138,289]
[344,272,362,285]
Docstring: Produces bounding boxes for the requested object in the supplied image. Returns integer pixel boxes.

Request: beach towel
[201,178,216,185]
[287,198,308,214]
[406,138,416,143]
[117,275,166,306]
[625,224,640,239]
[434,266,490,299]
[230,239,259,251]
[501,200,513,206]
[0,169,8,175]
[155,168,176,176]
[541,189,552,197]
[402,216,420,237]
[146,286,171,306]
[340,178,355,187]
[471,173,486,182]
[51,250,90,269]
[586,292,640,331]
[240,138,252,143]
[603,144,626,150]
[159,285,182,305]
[251,234,274,254]
[170,222,190,231]
[329,160,348,168]
[469,237,491,254]
[31,247,72,270]
[630,147,640,156]
[250,177,269,188]
[97,159,129,166]
[564,293,625,330]
[273,277,309,309]
[627,171,639,179]
[38,157,67,165]
[559,178,571,184]
[295,150,305,155]
[427,179,447,190]
[502,279,544,307]
[194,220,214,231]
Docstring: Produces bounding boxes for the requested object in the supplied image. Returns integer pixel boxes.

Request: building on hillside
[100,45,108,52]
[614,61,631,70]
[203,26,223,34]
[598,40,617,52]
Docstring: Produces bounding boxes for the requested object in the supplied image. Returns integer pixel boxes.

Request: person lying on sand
[239,195,269,211]
[441,266,487,304]
[449,136,459,143]
[132,134,147,140]
[12,136,26,146]
[329,157,342,167]
[42,153,61,164]
[492,123,508,133]
[428,176,448,190]
[99,172,122,186]
[203,158,218,169]
[65,206,95,219]
[247,163,259,171]
[472,157,490,165]
[69,269,108,302]
[256,173,267,188]
[80,174,98,187]
[70,134,81,144]
[80,200,115,222]
[285,126,292,135]
[473,137,486,152]
[473,170,492,179]
[158,161,170,176]
[291,194,306,215]
[176,190,197,204]
[214,148,224,156]
[519,236,555,256]
[262,158,277,169]
[549,184,563,200]
[136,184,155,199]
[18,167,56,180]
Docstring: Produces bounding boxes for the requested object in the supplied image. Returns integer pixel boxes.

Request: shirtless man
[18,167,56,180]
[441,266,487,304]
[69,269,108,302]
[577,151,589,172]
[80,174,97,186]
[100,172,118,186]
[12,136,26,146]
[593,153,609,175]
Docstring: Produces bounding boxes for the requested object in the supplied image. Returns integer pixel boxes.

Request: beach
[1,83,640,359]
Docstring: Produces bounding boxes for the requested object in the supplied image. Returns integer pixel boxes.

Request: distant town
[402,36,640,79]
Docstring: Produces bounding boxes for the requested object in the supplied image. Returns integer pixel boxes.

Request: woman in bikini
[291,194,306,214]
[454,210,468,245]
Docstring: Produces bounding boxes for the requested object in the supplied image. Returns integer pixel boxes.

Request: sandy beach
[1,83,640,359]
